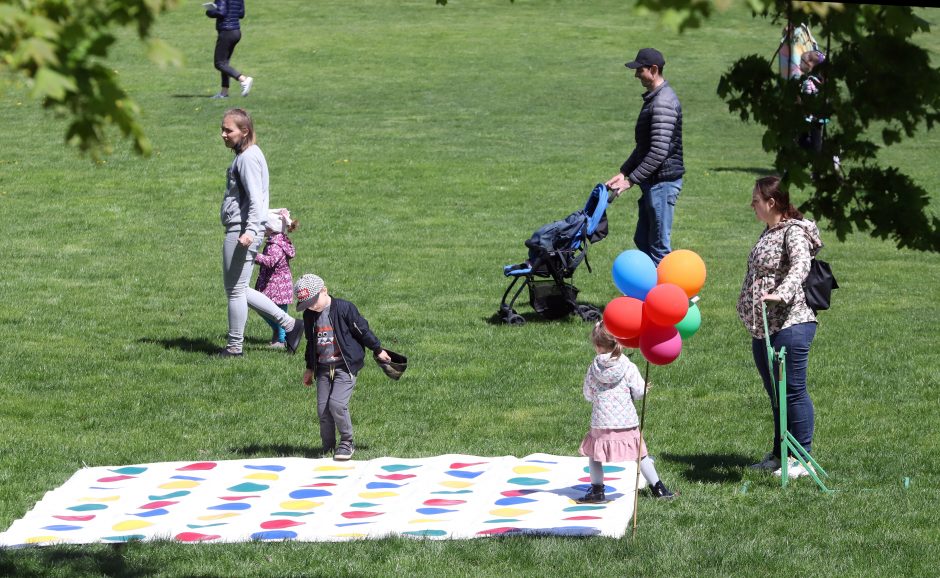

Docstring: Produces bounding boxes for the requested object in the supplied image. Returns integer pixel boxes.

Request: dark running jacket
[303,297,383,375]
[620,80,684,186]
[206,0,245,32]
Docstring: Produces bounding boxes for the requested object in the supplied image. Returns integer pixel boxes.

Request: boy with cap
[295,273,391,460]
[606,47,685,266]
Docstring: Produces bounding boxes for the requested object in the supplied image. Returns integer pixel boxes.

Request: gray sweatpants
[222,229,295,351]
[316,366,357,449]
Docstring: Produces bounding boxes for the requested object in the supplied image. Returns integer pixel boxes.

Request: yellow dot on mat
[359,491,398,499]
[158,480,199,489]
[244,472,279,480]
[439,481,473,489]
[489,507,532,517]
[25,536,57,544]
[512,465,550,474]
[112,520,153,531]
[279,500,323,510]
[197,513,240,521]
[79,495,120,502]
[314,465,354,471]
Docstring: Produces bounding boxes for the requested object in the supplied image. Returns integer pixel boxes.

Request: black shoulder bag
[785,226,839,312]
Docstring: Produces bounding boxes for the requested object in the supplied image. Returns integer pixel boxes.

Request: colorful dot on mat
[439,481,473,489]
[430,490,473,495]
[102,535,145,543]
[177,462,217,471]
[227,482,269,492]
[208,502,251,511]
[341,511,384,519]
[349,502,380,508]
[278,500,323,510]
[449,462,487,469]
[375,473,416,481]
[25,536,58,544]
[111,467,147,475]
[404,529,447,537]
[489,507,532,517]
[380,464,421,472]
[269,511,315,517]
[564,516,602,520]
[563,505,606,512]
[148,491,190,500]
[158,481,199,489]
[197,513,240,521]
[314,475,348,479]
[408,518,449,524]
[175,532,220,542]
[97,475,135,483]
[218,495,260,501]
[525,459,558,464]
[288,489,332,499]
[67,504,108,512]
[477,527,520,535]
[244,473,279,480]
[512,465,550,474]
[251,530,297,541]
[494,497,537,506]
[314,465,355,472]
[507,477,549,486]
[334,522,371,528]
[186,523,228,529]
[132,509,170,518]
[366,482,405,489]
[53,515,95,522]
[416,508,457,515]
[358,491,398,499]
[500,489,539,497]
[113,520,153,531]
[259,519,304,529]
[423,499,466,506]
[444,470,483,479]
[603,465,626,472]
[578,476,621,483]
[139,500,178,509]
[484,519,520,524]
[41,525,82,531]
[79,495,120,502]
[245,464,286,471]
[170,475,205,481]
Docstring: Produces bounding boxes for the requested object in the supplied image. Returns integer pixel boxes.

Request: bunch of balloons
[603,249,706,365]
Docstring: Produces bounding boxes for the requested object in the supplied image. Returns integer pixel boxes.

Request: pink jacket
[254,233,296,305]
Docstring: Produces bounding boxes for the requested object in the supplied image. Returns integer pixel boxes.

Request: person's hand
[238,233,254,247]
[605,173,631,199]
[376,350,391,364]
[762,293,783,303]
[302,368,314,387]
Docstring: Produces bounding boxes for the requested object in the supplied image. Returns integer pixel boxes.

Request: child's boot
[650,480,676,499]
[576,484,606,504]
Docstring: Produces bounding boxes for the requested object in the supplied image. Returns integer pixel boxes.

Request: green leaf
[30,67,76,101]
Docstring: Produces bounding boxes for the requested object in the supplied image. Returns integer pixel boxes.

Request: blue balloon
[612,250,657,300]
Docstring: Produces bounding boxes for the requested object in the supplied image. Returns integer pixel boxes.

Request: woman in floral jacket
[737,176,824,479]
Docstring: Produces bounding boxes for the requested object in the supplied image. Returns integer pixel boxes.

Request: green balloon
[675,302,701,340]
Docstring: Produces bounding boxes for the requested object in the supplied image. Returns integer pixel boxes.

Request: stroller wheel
[577,305,602,322]
[506,313,526,326]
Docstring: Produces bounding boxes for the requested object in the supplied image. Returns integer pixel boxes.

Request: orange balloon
[616,334,641,349]
[644,283,689,327]
[603,296,645,339]
[657,249,707,298]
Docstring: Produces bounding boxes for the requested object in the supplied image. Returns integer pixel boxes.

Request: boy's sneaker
[334,442,355,461]
[749,452,782,471]
[285,318,305,354]
[576,484,606,504]
[216,346,243,358]
[649,480,677,499]
[774,458,813,479]
[240,76,254,96]
[210,92,228,99]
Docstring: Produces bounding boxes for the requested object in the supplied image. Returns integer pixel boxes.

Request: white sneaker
[774,458,813,479]
[240,76,254,96]
[749,453,781,471]
[211,92,228,99]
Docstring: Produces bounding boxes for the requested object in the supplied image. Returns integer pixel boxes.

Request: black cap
[625,48,665,69]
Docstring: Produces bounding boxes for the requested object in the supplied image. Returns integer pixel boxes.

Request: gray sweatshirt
[220,144,269,238]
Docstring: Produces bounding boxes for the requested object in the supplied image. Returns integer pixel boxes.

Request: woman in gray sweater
[218,109,303,357]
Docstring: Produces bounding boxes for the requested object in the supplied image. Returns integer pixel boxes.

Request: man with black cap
[606,47,684,265]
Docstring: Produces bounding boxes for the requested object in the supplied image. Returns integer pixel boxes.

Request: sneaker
[576,484,606,504]
[334,442,355,461]
[210,92,228,99]
[285,318,305,354]
[216,346,243,358]
[649,480,677,499]
[774,458,813,479]
[749,452,782,471]
[269,341,286,349]
[240,76,253,96]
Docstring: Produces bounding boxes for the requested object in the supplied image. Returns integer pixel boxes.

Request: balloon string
[632,360,651,539]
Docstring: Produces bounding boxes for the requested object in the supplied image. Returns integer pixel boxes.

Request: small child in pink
[254,208,298,348]
[577,322,676,502]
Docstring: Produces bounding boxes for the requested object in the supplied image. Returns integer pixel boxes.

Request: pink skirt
[579,427,647,463]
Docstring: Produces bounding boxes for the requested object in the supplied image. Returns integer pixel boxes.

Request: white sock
[640,456,660,486]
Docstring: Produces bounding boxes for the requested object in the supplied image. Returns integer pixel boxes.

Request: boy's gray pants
[316,366,357,449]
[222,229,294,351]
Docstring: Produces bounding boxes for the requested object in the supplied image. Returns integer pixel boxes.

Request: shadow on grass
[137,337,219,355]
[708,166,774,175]
[483,301,605,326]
[659,452,752,483]
[231,442,371,459]
[0,544,151,578]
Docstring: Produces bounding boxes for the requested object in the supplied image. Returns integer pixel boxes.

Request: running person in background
[207,0,254,98]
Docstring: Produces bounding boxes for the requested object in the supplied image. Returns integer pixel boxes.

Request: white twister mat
[0,454,645,546]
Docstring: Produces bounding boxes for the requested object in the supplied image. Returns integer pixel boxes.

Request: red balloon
[603,296,645,339]
[616,334,641,349]
[639,323,682,365]
[644,283,689,327]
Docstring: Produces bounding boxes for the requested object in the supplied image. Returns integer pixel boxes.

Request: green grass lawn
[1,1,939,576]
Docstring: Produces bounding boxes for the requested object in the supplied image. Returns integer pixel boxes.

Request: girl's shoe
[576,484,606,503]
[774,458,813,479]
[269,341,286,349]
[650,481,676,499]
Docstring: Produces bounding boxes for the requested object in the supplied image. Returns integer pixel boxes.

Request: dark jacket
[303,297,382,375]
[206,0,245,32]
[620,80,684,185]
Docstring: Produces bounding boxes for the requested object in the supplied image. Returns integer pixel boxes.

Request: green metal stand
[761,304,832,492]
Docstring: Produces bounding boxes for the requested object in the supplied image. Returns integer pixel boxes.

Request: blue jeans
[634,178,682,265]
[751,322,817,458]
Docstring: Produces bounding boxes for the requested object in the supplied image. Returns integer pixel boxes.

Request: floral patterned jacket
[254,233,296,305]
[737,218,823,339]
[583,352,646,429]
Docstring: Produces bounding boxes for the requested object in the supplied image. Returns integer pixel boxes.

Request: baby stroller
[499,184,609,325]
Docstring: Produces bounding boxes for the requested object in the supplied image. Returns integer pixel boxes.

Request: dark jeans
[751,322,817,458]
[634,178,682,266]
[214,29,242,88]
